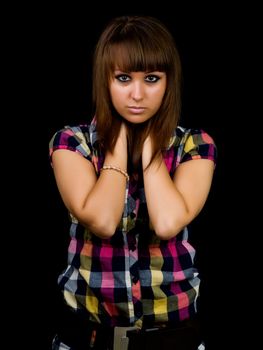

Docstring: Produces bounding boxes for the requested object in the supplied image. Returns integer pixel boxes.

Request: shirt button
[129,244,136,251]
[132,276,139,284]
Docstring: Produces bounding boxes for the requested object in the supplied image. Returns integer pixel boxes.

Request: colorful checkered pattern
[49,119,217,328]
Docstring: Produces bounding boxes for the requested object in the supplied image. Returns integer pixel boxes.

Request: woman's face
[109,70,167,124]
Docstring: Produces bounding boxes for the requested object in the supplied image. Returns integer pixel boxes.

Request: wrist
[105,149,127,171]
[101,165,129,181]
[142,136,153,168]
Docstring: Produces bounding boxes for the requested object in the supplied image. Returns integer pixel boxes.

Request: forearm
[142,142,189,239]
[81,135,128,238]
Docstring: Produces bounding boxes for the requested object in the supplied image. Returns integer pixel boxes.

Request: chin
[123,115,152,124]
[127,119,146,124]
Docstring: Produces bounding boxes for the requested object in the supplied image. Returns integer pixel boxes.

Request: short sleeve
[49,125,92,164]
[180,129,217,165]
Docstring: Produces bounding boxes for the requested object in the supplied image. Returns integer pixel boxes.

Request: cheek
[109,87,118,105]
[159,80,167,100]
[154,89,166,106]
[110,88,126,113]
[111,91,122,108]
[110,85,122,101]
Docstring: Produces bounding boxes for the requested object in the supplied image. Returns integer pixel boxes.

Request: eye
[145,75,160,83]
[115,74,131,82]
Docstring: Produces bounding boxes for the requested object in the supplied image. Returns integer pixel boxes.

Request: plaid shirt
[49,119,217,328]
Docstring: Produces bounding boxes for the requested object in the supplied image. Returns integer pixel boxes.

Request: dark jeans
[127,319,202,350]
[56,304,203,350]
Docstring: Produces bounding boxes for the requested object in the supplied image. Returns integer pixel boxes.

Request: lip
[127,106,146,114]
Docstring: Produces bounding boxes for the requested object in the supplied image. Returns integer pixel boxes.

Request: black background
[39,4,254,349]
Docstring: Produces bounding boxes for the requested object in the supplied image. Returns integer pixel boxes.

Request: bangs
[106,39,169,73]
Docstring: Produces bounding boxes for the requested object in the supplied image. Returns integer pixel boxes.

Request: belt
[120,321,202,350]
[57,304,202,350]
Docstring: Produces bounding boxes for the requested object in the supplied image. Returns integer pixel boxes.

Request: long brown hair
[92,15,182,171]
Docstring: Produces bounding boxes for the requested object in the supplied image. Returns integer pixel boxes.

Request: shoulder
[167,126,217,165]
[49,123,94,160]
[170,126,215,146]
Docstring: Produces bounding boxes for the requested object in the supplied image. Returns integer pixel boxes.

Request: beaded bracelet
[100,165,129,181]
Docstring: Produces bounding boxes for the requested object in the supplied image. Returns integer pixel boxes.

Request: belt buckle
[113,326,139,350]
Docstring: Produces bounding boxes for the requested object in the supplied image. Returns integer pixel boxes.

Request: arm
[51,123,128,238]
[142,136,215,239]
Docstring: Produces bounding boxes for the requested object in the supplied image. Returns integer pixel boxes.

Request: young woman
[49,15,217,350]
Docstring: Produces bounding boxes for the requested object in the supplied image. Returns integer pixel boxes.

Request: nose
[130,81,144,101]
